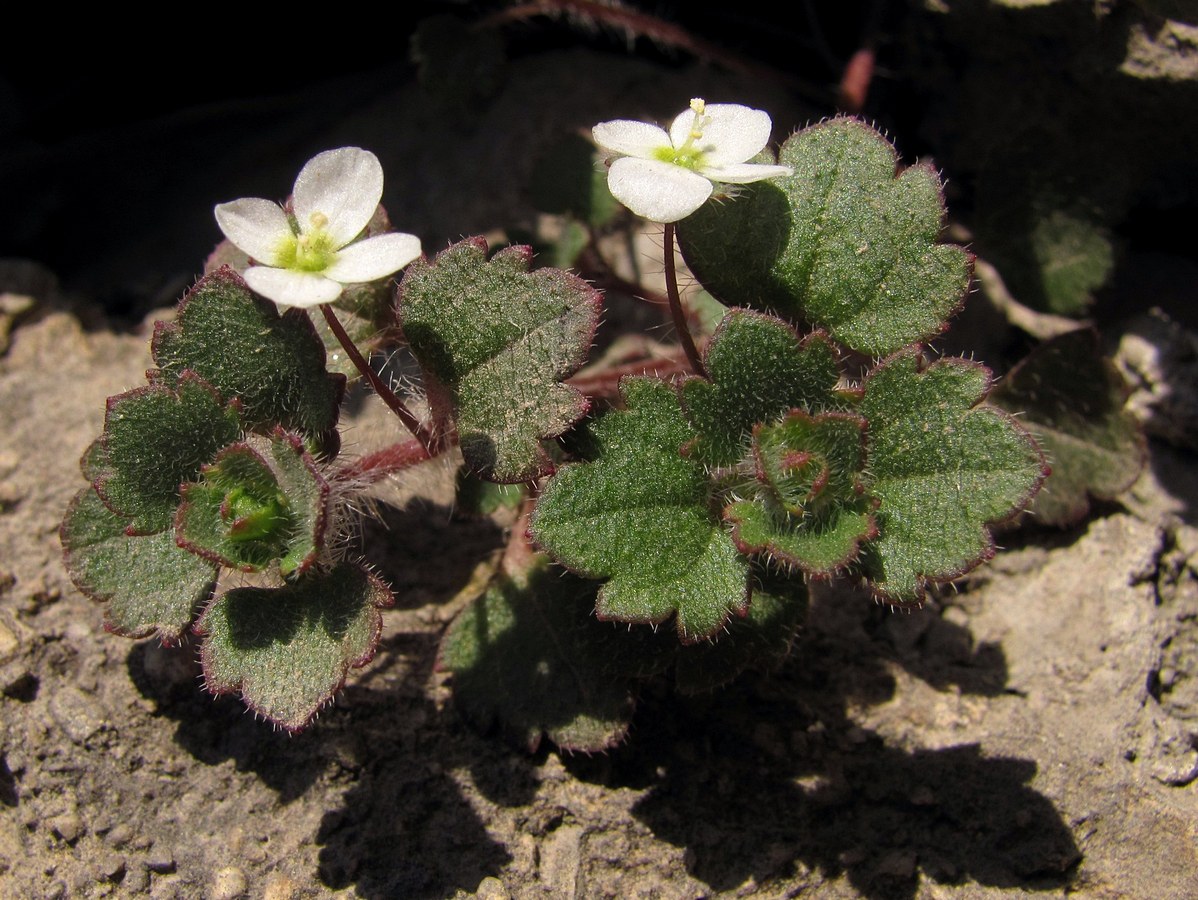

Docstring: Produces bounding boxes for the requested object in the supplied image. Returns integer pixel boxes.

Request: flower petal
[214,198,292,264]
[324,233,422,284]
[292,147,384,248]
[608,157,713,223]
[243,267,344,309]
[673,104,773,167]
[701,162,793,184]
[592,120,671,159]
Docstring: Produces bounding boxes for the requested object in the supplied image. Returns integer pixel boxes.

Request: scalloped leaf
[196,562,394,730]
[531,378,749,642]
[176,431,329,576]
[726,410,877,574]
[677,117,970,356]
[859,352,1047,600]
[679,310,844,468]
[438,559,652,752]
[152,267,346,456]
[989,329,1145,526]
[674,571,807,694]
[93,371,242,535]
[397,238,600,482]
[61,488,218,641]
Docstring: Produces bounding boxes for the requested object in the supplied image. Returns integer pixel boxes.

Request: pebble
[94,852,126,882]
[48,812,84,844]
[0,617,19,661]
[475,876,510,899]
[262,875,299,900]
[211,866,248,900]
[144,848,176,874]
[106,823,134,848]
[48,687,107,744]
[43,882,67,900]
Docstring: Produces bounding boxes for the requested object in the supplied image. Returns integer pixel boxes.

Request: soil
[3,17,1198,900]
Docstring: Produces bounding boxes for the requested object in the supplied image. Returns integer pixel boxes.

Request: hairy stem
[663,223,707,378]
[336,438,437,484]
[320,305,438,454]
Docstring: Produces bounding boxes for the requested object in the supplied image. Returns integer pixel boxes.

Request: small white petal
[668,107,699,149]
[214,198,292,263]
[592,120,672,159]
[692,104,774,166]
[244,267,344,308]
[608,157,713,223]
[292,147,384,248]
[324,233,422,284]
[701,163,793,184]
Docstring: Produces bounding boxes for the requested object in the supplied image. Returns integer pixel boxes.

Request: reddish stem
[663,223,707,378]
[336,438,435,484]
[567,353,691,398]
[320,305,438,455]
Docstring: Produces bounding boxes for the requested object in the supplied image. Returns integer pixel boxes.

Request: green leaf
[529,132,618,229]
[680,310,844,468]
[859,351,1047,600]
[438,559,648,752]
[1028,209,1114,317]
[674,571,807,694]
[398,238,600,482]
[152,267,346,456]
[196,562,394,731]
[677,117,971,356]
[61,488,217,641]
[176,431,329,576]
[94,372,242,534]
[531,378,749,642]
[454,468,526,517]
[989,329,1145,526]
[726,410,877,574]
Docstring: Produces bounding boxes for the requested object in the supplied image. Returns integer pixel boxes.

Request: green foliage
[176,431,329,576]
[61,488,217,641]
[529,132,619,229]
[679,310,843,468]
[531,378,749,642]
[93,372,242,535]
[989,329,1145,526]
[438,559,647,752]
[1029,208,1114,317]
[858,352,1047,600]
[197,562,394,730]
[677,117,971,356]
[152,268,345,456]
[454,469,526,517]
[726,411,877,574]
[673,571,807,694]
[398,238,600,482]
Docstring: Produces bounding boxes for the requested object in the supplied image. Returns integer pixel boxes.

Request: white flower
[214,147,421,309]
[592,99,793,223]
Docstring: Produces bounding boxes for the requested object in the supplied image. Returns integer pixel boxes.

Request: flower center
[656,97,711,171]
[275,211,337,273]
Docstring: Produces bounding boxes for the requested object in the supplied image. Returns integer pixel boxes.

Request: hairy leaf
[94,372,242,534]
[678,117,970,356]
[859,352,1047,600]
[152,267,346,456]
[438,560,649,752]
[61,488,217,641]
[674,571,807,694]
[176,431,329,576]
[989,329,1144,526]
[679,310,843,468]
[531,378,749,642]
[197,562,394,730]
[398,238,600,482]
[727,410,877,574]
